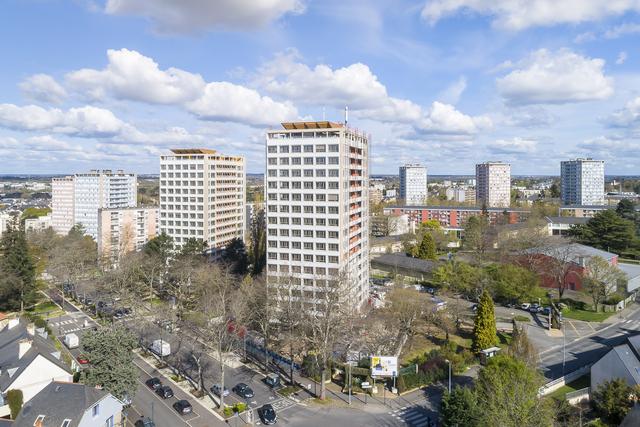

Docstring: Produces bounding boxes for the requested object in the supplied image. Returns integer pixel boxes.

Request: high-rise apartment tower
[475,161,511,208]
[399,164,427,206]
[560,158,605,206]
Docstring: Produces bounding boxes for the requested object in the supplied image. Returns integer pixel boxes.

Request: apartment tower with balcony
[51,176,75,235]
[561,158,605,206]
[475,161,511,208]
[399,164,427,205]
[265,121,370,312]
[159,149,245,255]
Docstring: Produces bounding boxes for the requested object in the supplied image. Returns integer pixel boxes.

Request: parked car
[210,384,230,397]
[173,400,192,415]
[121,394,132,407]
[156,385,174,399]
[76,354,89,365]
[233,383,255,399]
[258,404,277,425]
[520,303,531,311]
[264,373,281,389]
[529,303,542,313]
[145,377,162,390]
[542,307,551,316]
[470,304,478,312]
[134,417,155,427]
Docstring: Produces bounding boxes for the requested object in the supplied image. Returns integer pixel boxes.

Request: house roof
[371,253,438,274]
[619,263,640,282]
[0,320,71,391]
[0,420,13,426]
[13,382,112,427]
[544,216,590,225]
[529,243,617,265]
[621,404,640,427]
[611,343,640,386]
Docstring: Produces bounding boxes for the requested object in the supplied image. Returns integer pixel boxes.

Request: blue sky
[1,0,640,175]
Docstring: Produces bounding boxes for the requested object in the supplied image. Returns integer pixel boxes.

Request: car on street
[520,303,531,310]
[121,393,132,407]
[210,384,230,397]
[233,383,255,399]
[145,377,162,390]
[258,404,277,425]
[173,400,193,415]
[134,417,156,427]
[264,373,281,389]
[529,304,543,313]
[155,385,174,399]
[76,354,89,365]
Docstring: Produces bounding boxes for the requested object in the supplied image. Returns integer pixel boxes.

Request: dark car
[145,377,162,390]
[155,385,174,399]
[542,307,551,316]
[233,383,254,399]
[258,404,277,425]
[134,417,155,427]
[173,400,192,415]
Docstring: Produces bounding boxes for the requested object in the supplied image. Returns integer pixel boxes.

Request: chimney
[18,338,32,359]
[26,323,35,336]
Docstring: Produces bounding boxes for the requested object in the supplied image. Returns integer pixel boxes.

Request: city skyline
[2,2,640,175]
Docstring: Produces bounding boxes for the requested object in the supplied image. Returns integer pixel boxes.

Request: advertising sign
[370,356,398,377]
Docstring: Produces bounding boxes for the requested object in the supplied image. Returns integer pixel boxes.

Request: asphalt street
[539,305,640,379]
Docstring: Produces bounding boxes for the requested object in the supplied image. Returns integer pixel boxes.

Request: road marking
[567,320,580,337]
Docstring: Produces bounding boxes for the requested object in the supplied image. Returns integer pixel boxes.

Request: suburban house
[543,216,589,236]
[12,381,123,427]
[591,335,640,392]
[521,243,618,292]
[0,318,73,418]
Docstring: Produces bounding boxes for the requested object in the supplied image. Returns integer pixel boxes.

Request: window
[329,169,339,177]
[268,146,277,153]
[329,144,339,152]
[329,157,339,164]
[304,169,314,177]
[328,182,339,189]
[279,145,289,153]
[292,145,301,153]
[92,404,100,417]
[106,416,114,427]
[292,169,301,177]
[292,157,301,165]
[304,145,313,152]
[304,157,314,165]
[316,144,326,152]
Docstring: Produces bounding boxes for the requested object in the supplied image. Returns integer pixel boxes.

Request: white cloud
[604,22,640,39]
[497,49,614,105]
[417,102,491,135]
[421,0,640,31]
[67,48,206,104]
[186,82,298,127]
[487,137,537,154]
[104,0,304,33]
[607,97,640,127]
[438,76,467,104]
[574,32,596,44]
[616,51,628,65]
[19,74,67,104]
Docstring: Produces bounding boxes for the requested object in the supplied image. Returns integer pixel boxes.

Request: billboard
[370,356,398,377]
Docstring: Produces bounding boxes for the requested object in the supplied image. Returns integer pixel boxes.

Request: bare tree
[387,287,430,357]
[583,256,626,311]
[246,275,275,367]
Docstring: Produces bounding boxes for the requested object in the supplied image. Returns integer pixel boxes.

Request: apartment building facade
[561,158,605,206]
[97,206,158,261]
[476,162,511,208]
[265,121,370,312]
[383,205,529,228]
[399,164,427,205]
[51,176,75,235]
[159,149,245,254]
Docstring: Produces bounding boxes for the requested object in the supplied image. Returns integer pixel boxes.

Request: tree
[476,354,552,427]
[441,386,481,427]
[387,287,430,357]
[221,238,249,276]
[247,207,266,276]
[568,210,637,253]
[178,238,207,258]
[616,199,637,222]
[549,182,560,198]
[0,225,36,312]
[472,290,498,353]
[6,389,23,419]
[463,215,492,257]
[582,256,626,311]
[144,232,174,265]
[81,327,138,400]
[592,378,636,425]
[484,263,539,304]
[47,228,98,287]
[508,320,537,368]
[415,233,437,260]
[432,260,483,298]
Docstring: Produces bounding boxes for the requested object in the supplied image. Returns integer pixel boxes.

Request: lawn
[548,375,590,400]
[562,308,616,322]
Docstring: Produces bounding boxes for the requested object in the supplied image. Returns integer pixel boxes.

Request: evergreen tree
[568,210,636,253]
[508,320,537,368]
[616,198,637,221]
[0,225,36,311]
[248,208,266,276]
[144,232,174,264]
[441,386,481,427]
[81,327,138,400]
[415,233,437,260]
[221,238,249,276]
[472,290,498,353]
[179,238,207,258]
[592,378,636,425]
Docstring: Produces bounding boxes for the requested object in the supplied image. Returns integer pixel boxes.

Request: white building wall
[51,177,75,235]
[265,123,369,312]
[476,162,511,208]
[78,395,124,427]
[561,159,605,206]
[24,214,51,232]
[399,164,427,205]
[6,355,73,404]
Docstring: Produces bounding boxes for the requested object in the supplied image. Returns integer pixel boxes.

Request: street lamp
[445,359,452,394]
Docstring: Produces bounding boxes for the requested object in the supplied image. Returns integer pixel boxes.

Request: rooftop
[281,121,344,129]
[371,253,438,274]
[544,216,590,225]
[528,243,617,264]
[170,148,217,154]
[386,205,530,213]
[14,381,113,427]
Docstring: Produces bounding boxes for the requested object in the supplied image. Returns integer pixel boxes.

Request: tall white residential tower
[51,170,137,238]
[560,158,605,206]
[399,164,427,206]
[475,161,511,208]
[265,121,370,312]
[159,149,245,255]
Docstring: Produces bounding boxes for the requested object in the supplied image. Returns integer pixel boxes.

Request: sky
[1,0,640,176]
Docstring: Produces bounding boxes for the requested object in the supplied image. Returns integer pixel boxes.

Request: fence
[566,387,590,405]
[538,364,592,396]
[245,339,301,371]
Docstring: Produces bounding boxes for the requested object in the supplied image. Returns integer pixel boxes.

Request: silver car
[211,384,230,397]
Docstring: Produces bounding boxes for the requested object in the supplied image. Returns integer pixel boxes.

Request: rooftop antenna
[344,106,349,126]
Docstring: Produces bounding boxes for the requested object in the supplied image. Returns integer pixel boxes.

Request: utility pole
[445,359,452,393]
[348,363,352,405]
[562,318,566,376]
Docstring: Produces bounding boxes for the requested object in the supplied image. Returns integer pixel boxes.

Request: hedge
[7,389,23,419]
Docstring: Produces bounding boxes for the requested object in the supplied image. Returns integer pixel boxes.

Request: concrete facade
[97,206,158,261]
[561,158,605,206]
[51,176,75,235]
[476,162,511,208]
[399,164,427,206]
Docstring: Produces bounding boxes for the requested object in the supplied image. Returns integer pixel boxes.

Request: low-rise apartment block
[383,205,528,228]
[97,206,158,261]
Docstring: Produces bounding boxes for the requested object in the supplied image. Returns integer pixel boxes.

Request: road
[539,305,640,379]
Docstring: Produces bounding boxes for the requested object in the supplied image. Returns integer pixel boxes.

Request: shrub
[7,389,23,419]
[513,315,530,322]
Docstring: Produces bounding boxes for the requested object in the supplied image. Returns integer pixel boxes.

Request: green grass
[562,308,615,322]
[278,385,301,397]
[496,331,512,349]
[28,301,59,314]
[513,315,530,322]
[548,375,590,400]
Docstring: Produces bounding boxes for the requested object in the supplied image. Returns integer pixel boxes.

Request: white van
[64,333,79,349]
[149,339,171,357]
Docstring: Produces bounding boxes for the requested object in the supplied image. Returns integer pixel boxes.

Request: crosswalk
[389,406,436,426]
[49,317,93,335]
